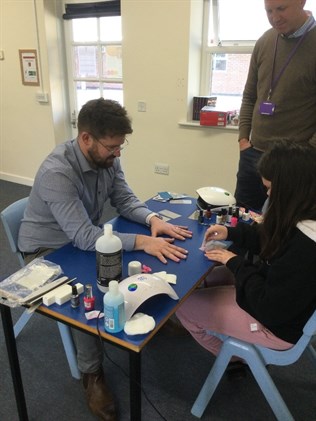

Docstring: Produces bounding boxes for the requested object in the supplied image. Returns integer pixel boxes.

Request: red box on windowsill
[200,106,227,127]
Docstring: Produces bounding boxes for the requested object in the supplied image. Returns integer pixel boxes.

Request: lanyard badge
[259,20,314,117]
[259,101,276,116]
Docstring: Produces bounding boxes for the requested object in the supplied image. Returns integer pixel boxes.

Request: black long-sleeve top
[226,222,316,343]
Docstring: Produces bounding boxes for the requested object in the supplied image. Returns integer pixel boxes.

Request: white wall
[1,0,56,185]
[0,0,239,199]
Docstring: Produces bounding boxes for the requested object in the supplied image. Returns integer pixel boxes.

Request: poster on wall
[19,49,40,86]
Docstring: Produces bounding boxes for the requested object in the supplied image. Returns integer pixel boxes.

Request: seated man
[18,98,192,421]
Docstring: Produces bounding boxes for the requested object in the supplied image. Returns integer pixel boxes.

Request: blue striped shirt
[18,139,152,252]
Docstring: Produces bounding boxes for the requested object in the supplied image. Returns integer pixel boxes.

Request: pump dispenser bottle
[103,280,126,333]
[96,224,122,292]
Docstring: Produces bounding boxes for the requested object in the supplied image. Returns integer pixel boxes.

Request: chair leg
[57,322,81,380]
[248,359,294,421]
[191,349,232,418]
[14,310,33,338]
[306,342,316,366]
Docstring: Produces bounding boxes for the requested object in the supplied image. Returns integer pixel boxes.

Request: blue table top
[40,198,218,351]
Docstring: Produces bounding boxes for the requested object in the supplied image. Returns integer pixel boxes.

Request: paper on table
[159,209,181,219]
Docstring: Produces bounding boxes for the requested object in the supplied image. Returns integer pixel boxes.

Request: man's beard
[87,148,116,169]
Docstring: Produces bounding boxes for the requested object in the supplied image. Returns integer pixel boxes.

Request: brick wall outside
[212,54,250,95]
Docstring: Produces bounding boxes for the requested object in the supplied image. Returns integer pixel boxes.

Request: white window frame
[201,0,316,97]
[200,0,255,97]
[62,1,122,137]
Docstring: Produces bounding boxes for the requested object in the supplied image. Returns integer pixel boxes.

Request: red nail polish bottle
[84,284,95,311]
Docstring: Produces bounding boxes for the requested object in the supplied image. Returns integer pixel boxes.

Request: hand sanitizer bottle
[96,224,122,292]
[103,280,126,333]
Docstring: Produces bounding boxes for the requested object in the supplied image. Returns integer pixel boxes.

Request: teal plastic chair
[1,197,80,380]
[191,310,316,420]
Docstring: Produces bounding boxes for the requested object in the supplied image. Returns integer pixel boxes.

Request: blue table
[42,199,215,346]
[1,198,219,421]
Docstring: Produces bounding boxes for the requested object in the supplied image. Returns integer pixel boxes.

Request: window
[201,0,316,112]
[63,1,122,131]
[212,53,227,72]
[69,16,122,111]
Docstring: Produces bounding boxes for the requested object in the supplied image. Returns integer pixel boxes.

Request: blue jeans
[234,147,267,211]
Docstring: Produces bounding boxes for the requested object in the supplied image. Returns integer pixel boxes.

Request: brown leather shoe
[82,369,117,421]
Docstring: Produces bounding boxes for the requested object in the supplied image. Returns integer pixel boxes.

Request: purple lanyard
[268,21,314,100]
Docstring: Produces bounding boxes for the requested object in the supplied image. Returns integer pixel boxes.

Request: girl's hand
[204,224,228,242]
[205,248,236,265]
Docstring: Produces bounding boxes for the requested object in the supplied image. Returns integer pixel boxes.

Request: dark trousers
[234,147,267,211]
[23,247,54,265]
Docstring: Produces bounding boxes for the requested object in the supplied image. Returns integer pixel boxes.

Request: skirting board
[0,172,34,187]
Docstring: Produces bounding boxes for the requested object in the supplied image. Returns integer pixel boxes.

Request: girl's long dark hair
[258,140,316,260]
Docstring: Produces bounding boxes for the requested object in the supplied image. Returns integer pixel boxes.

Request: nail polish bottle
[227,207,233,223]
[84,284,95,311]
[221,208,228,223]
[71,285,80,308]
[242,208,250,221]
[205,206,212,220]
[216,211,222,224]
[198,209,204,224]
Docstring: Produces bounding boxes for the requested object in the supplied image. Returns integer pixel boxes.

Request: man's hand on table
[149,216,193,241]
[134,235,188,264]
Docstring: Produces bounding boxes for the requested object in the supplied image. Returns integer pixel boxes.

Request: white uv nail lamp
[118,273,179,321]
[196,186,236,210]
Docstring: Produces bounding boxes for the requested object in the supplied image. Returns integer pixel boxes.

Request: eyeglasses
[89,133,129,154]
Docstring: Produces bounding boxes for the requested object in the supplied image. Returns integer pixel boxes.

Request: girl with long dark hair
[177,140,316,366]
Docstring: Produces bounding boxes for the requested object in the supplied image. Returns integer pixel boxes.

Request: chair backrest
[255,309,316,366]
[0,197,29,267]
[303,309,316,336]
[209,309,316,367]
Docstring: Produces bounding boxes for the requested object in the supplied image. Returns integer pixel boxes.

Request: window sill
[178,120,239,131]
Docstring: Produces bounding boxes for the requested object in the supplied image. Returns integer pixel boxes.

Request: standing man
[18,98,192,421]
[235,0,316,211]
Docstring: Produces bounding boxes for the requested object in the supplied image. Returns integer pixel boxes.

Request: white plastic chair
[191,310,316,420]
[1,197,80,379]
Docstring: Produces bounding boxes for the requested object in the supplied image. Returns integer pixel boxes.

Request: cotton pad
[124,313,155,335]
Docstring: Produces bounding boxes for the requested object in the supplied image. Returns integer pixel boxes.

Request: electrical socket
[154,163,169,175]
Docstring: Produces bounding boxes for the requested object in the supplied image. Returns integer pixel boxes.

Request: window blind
[63,1,120,19]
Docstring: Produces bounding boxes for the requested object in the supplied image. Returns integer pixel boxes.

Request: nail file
[27,282,83,311]
[54,283,84,305]
[26,299,43,314]
[43,284,72,306]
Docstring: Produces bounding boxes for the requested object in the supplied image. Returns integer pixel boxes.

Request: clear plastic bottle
[103,280,126,333]
[96,224,122,292]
